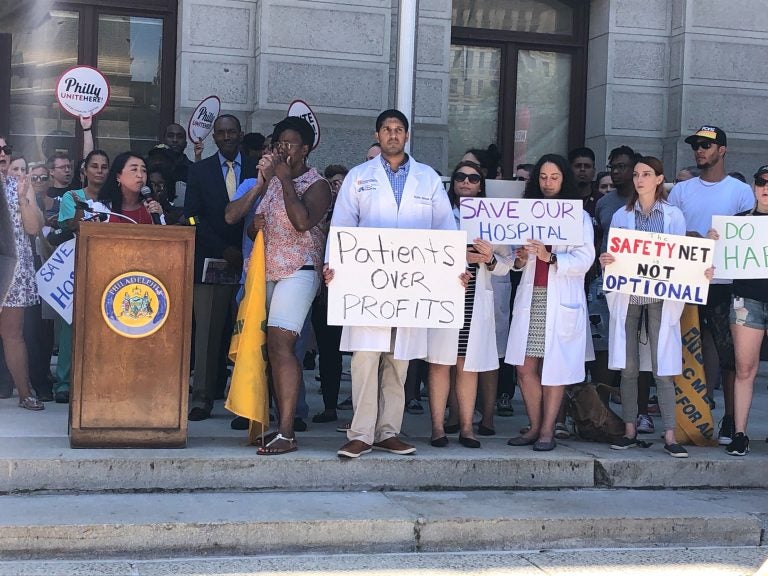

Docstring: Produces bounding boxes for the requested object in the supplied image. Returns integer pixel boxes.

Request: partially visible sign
[35,239,76,324]
[327,226,466,328]
[188,95,221,142]
[56,66,110,117]
[101,272,170,338]
[712,215,768,279]
[603,229,714,304]
[459,197,583,245]
[287,99,320,149]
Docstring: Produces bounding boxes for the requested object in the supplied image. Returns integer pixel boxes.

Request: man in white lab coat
[324,109,456,458]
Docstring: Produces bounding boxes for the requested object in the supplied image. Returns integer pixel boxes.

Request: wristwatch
[488,255,498,268]
[548,252,557,265]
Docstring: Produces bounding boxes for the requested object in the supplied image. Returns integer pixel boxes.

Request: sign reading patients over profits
[188,95,221,142]
[327,227,466,328]
[712,215,768,279]
[35,239,76,324]
[603,229,714,304]
[287,99,320,149]
[56,66,110,117]
[459,197,583,245]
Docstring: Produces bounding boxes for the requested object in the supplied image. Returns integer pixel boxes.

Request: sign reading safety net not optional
[327,226,467,328]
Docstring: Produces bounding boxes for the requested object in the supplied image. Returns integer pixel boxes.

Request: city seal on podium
[101,272,170,338]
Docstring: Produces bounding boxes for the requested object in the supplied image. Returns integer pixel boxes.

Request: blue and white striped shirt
[630,200,665,305]
[381,154,410,207]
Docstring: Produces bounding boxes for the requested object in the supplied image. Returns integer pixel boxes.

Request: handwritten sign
[35,239,76,324]
[459,197,583,245]
[188,95,221,142]
[287,99,320,149]
[712,215,768,279]
[56,66,110,117]
[327,226,466,328]
[603,229,713,304]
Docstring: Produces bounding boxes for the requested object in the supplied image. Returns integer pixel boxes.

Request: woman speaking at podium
[98,153,163,224]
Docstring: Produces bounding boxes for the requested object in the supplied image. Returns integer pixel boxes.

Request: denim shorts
[265,268,320,334]
[730,296,768,331]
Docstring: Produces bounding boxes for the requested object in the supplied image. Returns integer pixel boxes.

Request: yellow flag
[225,231,269,441]
[673,304,718,447]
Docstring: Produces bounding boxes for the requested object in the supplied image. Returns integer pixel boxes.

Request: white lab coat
[605,201,686,376]
[504,211,595,385]
[329,156,456,360]
[427,212,515,371]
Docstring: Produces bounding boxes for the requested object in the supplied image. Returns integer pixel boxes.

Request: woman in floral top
[230,116,331,455]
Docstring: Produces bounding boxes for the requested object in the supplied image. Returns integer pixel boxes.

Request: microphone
[140,186,163,225]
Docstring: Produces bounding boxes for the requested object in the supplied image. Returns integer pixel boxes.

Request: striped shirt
[381,154,410,207]
[630,200,665,305]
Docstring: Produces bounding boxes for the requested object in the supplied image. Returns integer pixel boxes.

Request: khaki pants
[348,346,409,445]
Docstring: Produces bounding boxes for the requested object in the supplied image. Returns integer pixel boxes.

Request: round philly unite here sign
[288,99,320,149]
[188,95,221,142]
[56,66,110,117]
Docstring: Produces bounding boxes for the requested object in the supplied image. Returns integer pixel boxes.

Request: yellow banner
[673,304,718,446]
[225,231,269,441]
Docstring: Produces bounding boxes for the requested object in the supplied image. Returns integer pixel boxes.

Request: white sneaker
[636,414,655,434]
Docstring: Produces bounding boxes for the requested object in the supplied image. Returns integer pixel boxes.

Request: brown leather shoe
[373,436,416,455]
[337,439,372,458]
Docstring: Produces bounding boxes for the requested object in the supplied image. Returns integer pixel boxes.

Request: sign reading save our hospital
[56,66,110,117]
[327,227,466,328]
[603,229,714,304]
[459,197,583,245]
[35,239,76,324]
[101,272,170,338]
[188,95,221,142]
[711,215,768,279]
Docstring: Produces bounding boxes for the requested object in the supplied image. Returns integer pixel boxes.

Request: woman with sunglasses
[226,116,332,455]
[600,156,711,458]
[706,165,768,456]
[427,161,512,448]
[0,173,45,410]
[505,154,594,451]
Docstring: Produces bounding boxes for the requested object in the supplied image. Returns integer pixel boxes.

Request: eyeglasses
[272,141,300,152]
[755,177,768,187]
[453,172,481,184]
[690,141,713,151]
[0,146,12,155]
[30,175,50,183]
[510,176,527,181]
[607,163,628,172]
[53,164,71,171]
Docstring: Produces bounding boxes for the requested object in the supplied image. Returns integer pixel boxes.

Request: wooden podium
[70,222,195,448]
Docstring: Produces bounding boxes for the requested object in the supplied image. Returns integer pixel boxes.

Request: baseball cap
[684,125,727,146]
[753,165,768,179]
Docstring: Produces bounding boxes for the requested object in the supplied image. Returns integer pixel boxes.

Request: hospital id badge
[733,297,745,309]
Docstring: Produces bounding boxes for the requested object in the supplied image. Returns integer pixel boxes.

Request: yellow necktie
[225,160,236,200]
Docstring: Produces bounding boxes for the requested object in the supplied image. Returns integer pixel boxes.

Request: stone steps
[2,436,768,494]
[0,488,765,559]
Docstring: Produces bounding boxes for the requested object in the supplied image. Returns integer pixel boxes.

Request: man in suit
[185,114,257,420]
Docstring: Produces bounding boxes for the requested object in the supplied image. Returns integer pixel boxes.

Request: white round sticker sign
[287,100,320,149]
[56,66,110,117]
[188,95,221,142]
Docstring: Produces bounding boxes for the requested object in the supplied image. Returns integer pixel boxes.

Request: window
[449,0,587,177]
[2,1,176,163]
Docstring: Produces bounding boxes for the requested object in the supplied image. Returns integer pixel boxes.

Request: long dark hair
[98,152,145,214]
[523,154,578,200]
[447,161,485,208]
[625,156,667,210]
[81,149,109,190]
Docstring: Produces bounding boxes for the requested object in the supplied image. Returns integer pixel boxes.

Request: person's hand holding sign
[526,239,553,263]
[79,115,92,131]
[598,252,615,269]
[322,263,334,286]
[247,213,266,241]
[193,137,204,162]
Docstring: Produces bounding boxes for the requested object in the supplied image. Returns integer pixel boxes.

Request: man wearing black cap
[668,125,755,446]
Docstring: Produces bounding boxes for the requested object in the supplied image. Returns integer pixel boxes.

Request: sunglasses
[755,177,768,187]
[0,145,12,155]
[454,172,481,184]
[30,174,50,183]
[510,176,527,181]
[690,141,713,151]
